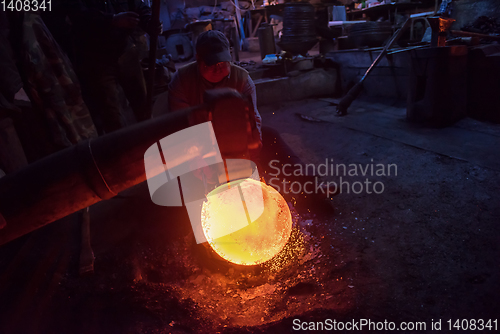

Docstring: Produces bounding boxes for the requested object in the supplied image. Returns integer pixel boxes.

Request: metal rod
[336,18,412,116]
[386,45,428,55]
[79,207,94,276]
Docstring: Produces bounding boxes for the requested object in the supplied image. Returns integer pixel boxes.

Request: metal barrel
[279,2,317,55]
[281,3,316,43]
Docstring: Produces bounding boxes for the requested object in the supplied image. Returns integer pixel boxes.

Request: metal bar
[450,30,500,41]
[234,0,244,44]
[361,18,412,81]
[386,45,428,55]
[78,207,94,276]
[336,17,412,115]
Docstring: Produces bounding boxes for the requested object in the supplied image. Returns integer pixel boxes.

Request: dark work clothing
[168,62,262,143]
[15,13,97,147]
[78,43,147,133]
[0,34,23,112]
[0,11,23,111]
[67,0,151,133]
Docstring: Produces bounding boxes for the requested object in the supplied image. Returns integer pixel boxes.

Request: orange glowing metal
[201,179,292,265]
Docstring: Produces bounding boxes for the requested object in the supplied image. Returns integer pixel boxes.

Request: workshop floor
[259,97,500,329]
[0,97,499,333]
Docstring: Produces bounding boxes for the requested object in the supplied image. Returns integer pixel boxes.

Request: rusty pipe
[0,107,199,246]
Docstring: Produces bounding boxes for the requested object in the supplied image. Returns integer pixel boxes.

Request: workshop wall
[163,0,260,30]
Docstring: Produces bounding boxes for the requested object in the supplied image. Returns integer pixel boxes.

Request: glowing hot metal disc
[201,178,292,265]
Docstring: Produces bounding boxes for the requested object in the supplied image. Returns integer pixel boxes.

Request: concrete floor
[259,97,500,330]
[1,93,498,333]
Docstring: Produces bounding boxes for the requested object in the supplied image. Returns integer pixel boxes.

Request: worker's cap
[196,30,232,66]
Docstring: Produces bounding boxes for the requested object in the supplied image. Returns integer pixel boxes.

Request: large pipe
[0,89,252,246]
[0,107,198,246]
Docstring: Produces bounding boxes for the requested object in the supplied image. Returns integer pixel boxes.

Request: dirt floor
[0,97,499,333]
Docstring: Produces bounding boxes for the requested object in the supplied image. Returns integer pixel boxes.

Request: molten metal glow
[201,179,292,265]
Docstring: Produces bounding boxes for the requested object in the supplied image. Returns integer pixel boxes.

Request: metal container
[348,22,393,48]
[258,24,276,59]
[278,3,318,55]
[407,46,468,127]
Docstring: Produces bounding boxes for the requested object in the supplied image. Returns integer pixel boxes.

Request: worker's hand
[112,12,140,29]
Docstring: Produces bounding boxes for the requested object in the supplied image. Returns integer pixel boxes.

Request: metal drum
[407,46,468,127]
[278,2,318,55]
[349,22,393,48]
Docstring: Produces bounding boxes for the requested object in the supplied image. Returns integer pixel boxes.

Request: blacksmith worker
[168,30,263,159]
[168,30,336,214]
[67,0,162,134]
